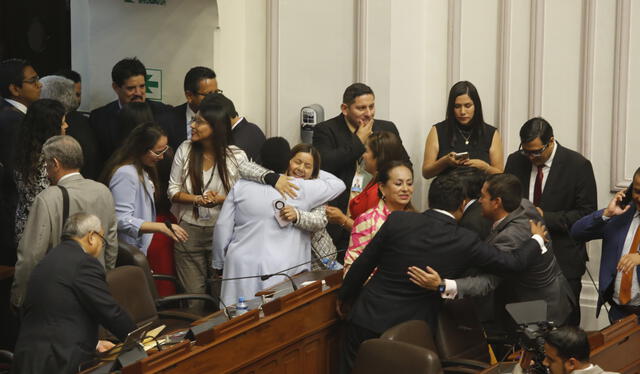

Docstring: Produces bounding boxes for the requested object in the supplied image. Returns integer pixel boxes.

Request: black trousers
[339,321,379,374]
[565,277,582,326]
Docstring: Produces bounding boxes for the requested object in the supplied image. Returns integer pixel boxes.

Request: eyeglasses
[148,146,170,157]
[518,143,549,157]
[194,89,223,97]
[92,231,107,250]
[22,75,40,85]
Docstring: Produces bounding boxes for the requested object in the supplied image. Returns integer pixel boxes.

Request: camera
[506,300,555,374]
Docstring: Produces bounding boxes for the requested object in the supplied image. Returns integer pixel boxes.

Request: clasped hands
[195,191,224,207]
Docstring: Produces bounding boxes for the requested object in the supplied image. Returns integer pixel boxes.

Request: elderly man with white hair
[12,212,136,374]
[40,75,100,180]
[11,135,118,309]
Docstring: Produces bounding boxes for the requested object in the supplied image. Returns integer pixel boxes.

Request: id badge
[198,206,212,220]
[351,174,364,193]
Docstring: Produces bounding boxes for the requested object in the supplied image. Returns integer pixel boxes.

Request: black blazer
[89,100,174,174]
[0,99,24,265]
[338,209,541,333]
[459,200,492,241]
[65,111,101,181]
[504,143,597,279]
[165,102,188,151]
[12,240,135,374]
[232,118,266,163]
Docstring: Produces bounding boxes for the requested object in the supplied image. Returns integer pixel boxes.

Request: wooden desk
[119,270,343,374]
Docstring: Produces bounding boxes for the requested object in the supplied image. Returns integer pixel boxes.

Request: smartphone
[618,183,632,208]
[454,152,469,161]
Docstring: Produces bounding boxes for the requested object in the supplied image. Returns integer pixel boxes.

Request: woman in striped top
[344,160,415,273]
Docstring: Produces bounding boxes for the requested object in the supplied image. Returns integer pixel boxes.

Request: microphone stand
[260,273,298,291]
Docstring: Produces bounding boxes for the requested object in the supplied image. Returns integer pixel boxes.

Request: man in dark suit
[504,117,597,325]
[0,58,41,265]
[166,66,219,150]
[204,93,266,163]
[571,167,640,322]
[89,57,173,174]
[410,174,575,329]
[337,175,549,373]
[12,212,136,374]
[313,83,405,257]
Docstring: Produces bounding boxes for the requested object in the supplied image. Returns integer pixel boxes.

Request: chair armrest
[157,310,202,322]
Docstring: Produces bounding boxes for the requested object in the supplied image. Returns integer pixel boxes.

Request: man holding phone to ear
[571,166,640,321]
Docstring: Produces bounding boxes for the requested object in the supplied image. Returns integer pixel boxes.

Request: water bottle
[321,258,343,271]
[236,297,248,316]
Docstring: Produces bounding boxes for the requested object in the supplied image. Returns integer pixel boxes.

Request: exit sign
[124,0,166,5]
[145,68,162,101]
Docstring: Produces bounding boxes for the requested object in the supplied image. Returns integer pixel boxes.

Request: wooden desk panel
[126,273,342,374]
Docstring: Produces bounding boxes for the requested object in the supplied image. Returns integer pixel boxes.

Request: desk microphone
[208,248,347,284]
[260,273,298,291]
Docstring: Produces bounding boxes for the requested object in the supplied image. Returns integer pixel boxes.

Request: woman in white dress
[213,142,345,306]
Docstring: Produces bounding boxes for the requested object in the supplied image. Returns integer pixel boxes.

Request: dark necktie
[533,166,544,206]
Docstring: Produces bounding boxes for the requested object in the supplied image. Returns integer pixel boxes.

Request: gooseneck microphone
[260,273,298,291]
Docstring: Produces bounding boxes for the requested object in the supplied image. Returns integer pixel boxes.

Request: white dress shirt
[528,141,558,201]
[4,99,27,114]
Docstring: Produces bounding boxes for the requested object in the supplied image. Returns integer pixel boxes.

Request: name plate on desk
[195,309,260,346]
[262,281,323,316]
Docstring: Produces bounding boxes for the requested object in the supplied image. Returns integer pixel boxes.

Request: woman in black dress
[421,81,503,179]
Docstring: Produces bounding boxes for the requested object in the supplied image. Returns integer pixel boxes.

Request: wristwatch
[437,281,446,294]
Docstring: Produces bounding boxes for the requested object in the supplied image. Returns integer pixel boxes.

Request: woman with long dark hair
[421,81,503,179]
[13,98,68,244]
[103,122,187,255]
[167,94,248,299]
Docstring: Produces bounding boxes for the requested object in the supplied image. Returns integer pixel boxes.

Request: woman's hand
[280,206,298,222]
[163,223,189,242]
[445,152,466,167]
[275,175,299,199]
[462,158,490,171]
[326,206,347,225]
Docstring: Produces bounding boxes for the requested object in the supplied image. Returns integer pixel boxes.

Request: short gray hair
[61,212,103,239]
[40,75,79,112]
[42,135,84,170]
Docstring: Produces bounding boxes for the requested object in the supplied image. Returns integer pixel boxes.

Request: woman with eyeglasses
[167,94,248,302]
[13,98,69,245]
[421,81,503,179]
[102,122,188,255]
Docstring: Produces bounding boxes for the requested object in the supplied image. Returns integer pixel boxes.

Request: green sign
[145,68,162,101]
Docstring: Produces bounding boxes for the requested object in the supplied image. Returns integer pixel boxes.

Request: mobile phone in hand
[618,183,632,208]
[454,152,469,161]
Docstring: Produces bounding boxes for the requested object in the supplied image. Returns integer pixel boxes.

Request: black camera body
[517,321,555,374]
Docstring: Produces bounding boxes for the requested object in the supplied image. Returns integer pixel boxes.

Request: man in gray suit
[409,173,575,327]
[11,135,118,308]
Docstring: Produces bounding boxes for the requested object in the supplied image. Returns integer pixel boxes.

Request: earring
[381,195,386,201]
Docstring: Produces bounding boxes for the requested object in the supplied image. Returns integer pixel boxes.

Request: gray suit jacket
[11,173,118,307]
[456,198,575,325]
